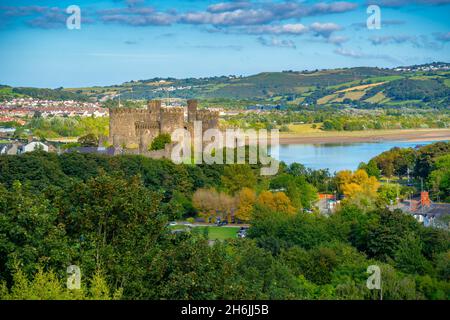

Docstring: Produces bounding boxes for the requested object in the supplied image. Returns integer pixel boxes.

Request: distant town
[0,97,108,120]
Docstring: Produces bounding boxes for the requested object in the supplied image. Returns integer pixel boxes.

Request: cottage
[20,141,49,153]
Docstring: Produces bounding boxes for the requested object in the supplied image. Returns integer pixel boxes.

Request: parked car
[237,230,247,238]
[216,219,228,226]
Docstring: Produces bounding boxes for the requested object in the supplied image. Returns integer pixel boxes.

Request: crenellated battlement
[196,109,220,119]
[160,107,185,114]
[110,108,150,115]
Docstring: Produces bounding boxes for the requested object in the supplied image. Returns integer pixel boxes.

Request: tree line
[0,150,448,299]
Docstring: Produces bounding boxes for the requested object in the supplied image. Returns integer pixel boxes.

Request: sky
[0,0,449,88]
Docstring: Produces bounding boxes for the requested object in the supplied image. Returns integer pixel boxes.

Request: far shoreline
[43,128,450,145]
[278,128,450,145]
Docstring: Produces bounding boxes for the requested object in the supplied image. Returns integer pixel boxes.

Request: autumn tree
[193,188,237,222]
[192,188,218,219]
[256,191,296,216]
[235,188,256,222]
[336,169,380,199]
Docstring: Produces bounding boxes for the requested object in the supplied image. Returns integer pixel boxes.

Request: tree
[428,154,450,202]
[269,174,318,210]
[256,191,296,216]
[192,188,237,222]
[235,188,256,222]
[395,233,432,275]
[78,133,99,147]
[0,181,72,279]
[149,133,171,151]
[59,173,164,297]
[336,169,380,201]
[414,142,450,178]
[0,266,122,300]
[221,165,256,195]
[378,183,400,204]
[358,160,381,179]
[364,209,420,261]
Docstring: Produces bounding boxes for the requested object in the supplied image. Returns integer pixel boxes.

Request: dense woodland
[0,142,449,300]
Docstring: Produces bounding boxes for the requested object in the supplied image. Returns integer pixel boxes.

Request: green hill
[2,62,449,109]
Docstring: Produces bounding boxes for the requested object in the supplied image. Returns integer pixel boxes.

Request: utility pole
[380,280,383,301]
[420,178,424,214]
[407,168,410,184]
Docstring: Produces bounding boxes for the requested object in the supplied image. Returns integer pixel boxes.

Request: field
[196,226,240,240]
[170,225,240,241]
[336,82,386,93]
[287,123,323,134]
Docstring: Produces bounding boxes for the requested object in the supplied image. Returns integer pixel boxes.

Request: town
[0,97,108,120]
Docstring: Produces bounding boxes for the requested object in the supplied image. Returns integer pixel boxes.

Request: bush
[186,217,195,224]
[149,134,171,151]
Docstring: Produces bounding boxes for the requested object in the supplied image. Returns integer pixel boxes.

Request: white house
[21,141,49,153]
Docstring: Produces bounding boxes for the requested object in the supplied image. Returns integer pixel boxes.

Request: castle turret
[160,107,185,134]
[148,100,162,114]
[187,99,197,123]
[196,109,220,132]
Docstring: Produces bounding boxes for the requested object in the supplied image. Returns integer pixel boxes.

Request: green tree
[149,133,171,151]
[395,233,432,275]
[221,165,257,195]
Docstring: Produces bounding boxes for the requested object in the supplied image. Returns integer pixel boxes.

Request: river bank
[278,128,450,145]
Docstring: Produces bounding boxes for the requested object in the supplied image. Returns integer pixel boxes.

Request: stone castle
[109,99,219,153]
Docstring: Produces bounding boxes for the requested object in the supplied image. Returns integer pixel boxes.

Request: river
[270,140,444,173]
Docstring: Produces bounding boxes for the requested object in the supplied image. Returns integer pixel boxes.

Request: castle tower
[148,100,162,114]
[160,107,184,134]
[187,99,197,123]
[196,109,220,133]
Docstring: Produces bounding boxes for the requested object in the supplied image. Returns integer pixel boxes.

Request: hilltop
[2,62,449,109]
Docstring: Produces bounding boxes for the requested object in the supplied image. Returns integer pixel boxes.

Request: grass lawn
[195,226,240,241]
[170,225,240,241]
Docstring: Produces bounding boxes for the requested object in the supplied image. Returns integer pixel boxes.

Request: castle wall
[135,121,160,152]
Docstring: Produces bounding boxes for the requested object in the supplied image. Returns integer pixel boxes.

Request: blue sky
[0,0,449,88]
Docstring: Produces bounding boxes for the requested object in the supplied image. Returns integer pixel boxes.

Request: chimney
[421,191,431,207]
